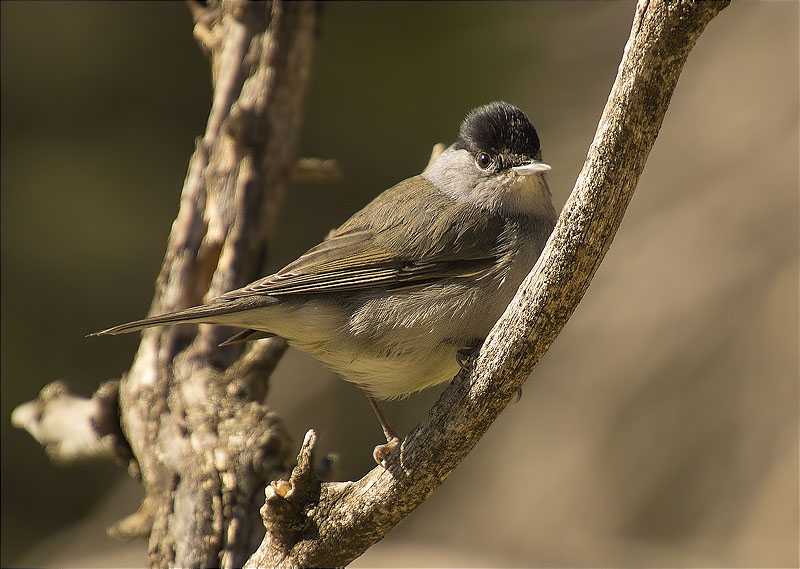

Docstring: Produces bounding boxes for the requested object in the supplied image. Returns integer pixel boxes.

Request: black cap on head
[454,102,541,167]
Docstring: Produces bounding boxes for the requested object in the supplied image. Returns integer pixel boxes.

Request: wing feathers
[93,177,517,338]
[218,177,512,300]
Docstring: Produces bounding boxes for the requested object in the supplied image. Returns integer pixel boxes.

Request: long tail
[89,296,275,336]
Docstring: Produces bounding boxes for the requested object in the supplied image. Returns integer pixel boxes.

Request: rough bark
[244,1,730,567]
[15,1,319,567]
[121,3,319,566]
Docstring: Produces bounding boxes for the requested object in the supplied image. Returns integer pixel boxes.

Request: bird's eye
[476,152,493,169]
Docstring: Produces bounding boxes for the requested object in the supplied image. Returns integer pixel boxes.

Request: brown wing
[219,176,512,300]
[93,177,516,338]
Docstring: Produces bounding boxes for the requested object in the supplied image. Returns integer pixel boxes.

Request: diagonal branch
[244,1,730,567]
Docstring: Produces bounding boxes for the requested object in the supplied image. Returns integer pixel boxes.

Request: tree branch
[244,1,730,567]
[118,3,319,567]
[11,380,135,473]
[14,1,319,567]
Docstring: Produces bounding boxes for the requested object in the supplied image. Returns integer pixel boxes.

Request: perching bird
[94,101,557,463]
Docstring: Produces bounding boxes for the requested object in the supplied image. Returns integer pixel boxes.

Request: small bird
[95,102,557,463]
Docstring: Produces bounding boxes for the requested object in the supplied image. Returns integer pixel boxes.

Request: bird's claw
[456,347,478,371]
[373,435,400,466]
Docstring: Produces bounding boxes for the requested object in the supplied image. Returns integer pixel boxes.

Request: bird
[94,101,557,464]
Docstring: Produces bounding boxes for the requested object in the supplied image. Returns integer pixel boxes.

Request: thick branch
[8,2,317,568]
[245,2,730,567]
[112,3,319,567]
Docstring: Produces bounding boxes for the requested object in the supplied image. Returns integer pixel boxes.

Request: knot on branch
[108,495,157,541]
[92,378,141,479]
[223,338,289,403]
[260,430,322,548]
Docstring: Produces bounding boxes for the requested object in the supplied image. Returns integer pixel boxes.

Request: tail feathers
[89,297,275,337]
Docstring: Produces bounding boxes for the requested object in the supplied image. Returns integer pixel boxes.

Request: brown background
[2,2,797,566]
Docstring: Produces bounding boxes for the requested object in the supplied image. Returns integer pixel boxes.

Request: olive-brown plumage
[95,102,557,462]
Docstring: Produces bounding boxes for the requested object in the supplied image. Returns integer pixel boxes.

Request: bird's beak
[512,160,551,176]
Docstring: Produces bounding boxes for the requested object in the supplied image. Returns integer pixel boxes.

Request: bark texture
[119,3,319,566]
[244,1,729,567]
[15,2,319,568]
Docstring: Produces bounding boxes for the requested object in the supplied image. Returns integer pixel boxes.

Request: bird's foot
[373,435,400,465]
[456,346,480,371]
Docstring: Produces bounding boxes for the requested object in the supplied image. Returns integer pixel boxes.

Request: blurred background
[2,1,797,567]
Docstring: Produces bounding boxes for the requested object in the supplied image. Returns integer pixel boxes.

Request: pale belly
[212,246,542,399]
[216,284,496,399]
[310,341,463,400]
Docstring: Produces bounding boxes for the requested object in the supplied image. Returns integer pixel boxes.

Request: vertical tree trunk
[112,2,318,567]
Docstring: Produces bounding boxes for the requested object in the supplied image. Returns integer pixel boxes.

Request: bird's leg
[367,395,400,465]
